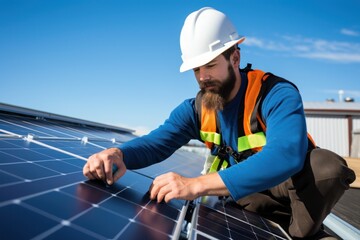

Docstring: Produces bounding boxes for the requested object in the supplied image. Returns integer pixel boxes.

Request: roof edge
[304,102,360,116]
[0,102,135,134]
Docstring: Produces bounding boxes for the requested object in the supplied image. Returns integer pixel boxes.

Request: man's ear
[232,50,240,66]
[231,53,240,66]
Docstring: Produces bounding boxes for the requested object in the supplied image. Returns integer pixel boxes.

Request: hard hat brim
[179,37,245,73]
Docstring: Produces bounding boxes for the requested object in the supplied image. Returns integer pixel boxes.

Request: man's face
[194,54,236,111]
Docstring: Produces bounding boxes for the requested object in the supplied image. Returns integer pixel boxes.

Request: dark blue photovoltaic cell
[2,148,52,161]
[1,162,60,180]
[120,222,170,239]
[100,195,142,219]
[61,182,113,204]
[0,171,21,184]
[72,207,130,239]
[0,171,85,202]
[0,204,59,239]
[23,191,93,219]
[0,151,25,163]
[63,157,88,168]
[36,160,82,174]
[45,226,99,240]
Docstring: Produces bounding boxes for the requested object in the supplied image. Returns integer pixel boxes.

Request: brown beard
[201,91,226,111]
[199,63,236,111]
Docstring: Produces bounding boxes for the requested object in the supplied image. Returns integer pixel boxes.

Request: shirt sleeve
[119,98,200,169]
[218,82,308,200]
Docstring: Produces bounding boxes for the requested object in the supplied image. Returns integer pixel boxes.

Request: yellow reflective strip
[200,131,221,145]
[237,132,266,152]
[209,156,229,173]
[209,157,219,173]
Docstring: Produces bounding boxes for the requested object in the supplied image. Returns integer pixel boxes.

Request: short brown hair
[221,44,239,60]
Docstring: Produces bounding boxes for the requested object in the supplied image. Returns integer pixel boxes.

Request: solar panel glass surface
[0,113,189,239]
[190,196,290,240]
[0,110,290,240]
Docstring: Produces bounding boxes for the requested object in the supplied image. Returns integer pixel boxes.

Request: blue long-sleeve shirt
[119,72,308,200]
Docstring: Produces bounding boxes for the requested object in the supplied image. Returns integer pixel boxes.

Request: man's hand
[149,172,199,203]
[83,148,126,185]
[149,172,229,203]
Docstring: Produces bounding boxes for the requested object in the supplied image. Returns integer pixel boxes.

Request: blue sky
[1,0,360,134]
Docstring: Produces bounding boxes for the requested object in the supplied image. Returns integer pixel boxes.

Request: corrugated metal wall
[305,115,349,157]
[352,117,360,158]
[353,116,360,131]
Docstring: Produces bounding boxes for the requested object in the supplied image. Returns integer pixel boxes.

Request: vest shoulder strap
[251,72,299,132]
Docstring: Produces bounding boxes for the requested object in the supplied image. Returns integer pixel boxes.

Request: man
[83,7,355,239]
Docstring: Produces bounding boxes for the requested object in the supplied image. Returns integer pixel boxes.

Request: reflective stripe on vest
[238,132,266,152]
[200,130,221,146]
[209,156,228,173]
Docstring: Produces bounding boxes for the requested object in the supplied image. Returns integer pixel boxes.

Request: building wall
[351,117,360,158]
[353,116,360,131]
[351,131,360,158]
[305,115,349,157]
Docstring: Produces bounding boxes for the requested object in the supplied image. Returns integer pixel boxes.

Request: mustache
[199,80,221,90]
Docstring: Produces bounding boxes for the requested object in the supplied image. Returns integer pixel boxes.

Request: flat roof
[304,102,360,116]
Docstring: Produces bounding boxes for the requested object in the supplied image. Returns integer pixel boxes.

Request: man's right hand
[83,147,126,185]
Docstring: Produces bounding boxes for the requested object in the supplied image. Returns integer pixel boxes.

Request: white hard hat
[179,7,245,72]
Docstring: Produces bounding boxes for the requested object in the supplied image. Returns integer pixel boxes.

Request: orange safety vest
[195,64,316,173]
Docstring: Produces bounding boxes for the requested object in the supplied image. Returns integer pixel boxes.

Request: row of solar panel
[0,110,290,239]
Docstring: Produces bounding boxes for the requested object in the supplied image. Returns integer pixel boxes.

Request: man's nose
[198,68,210,82]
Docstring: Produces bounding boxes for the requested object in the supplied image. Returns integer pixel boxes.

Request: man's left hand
[149,171,229,203]
[149,172,199,203]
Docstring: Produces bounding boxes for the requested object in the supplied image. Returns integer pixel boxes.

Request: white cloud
[341,28,359,37]
[243,35,360,63]
[243,37,264,48]
[243,37,290,51]
[297,52,360,62]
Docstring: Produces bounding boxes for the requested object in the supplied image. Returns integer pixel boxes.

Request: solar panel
[0,105,290,240]
[188,196,291,240]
